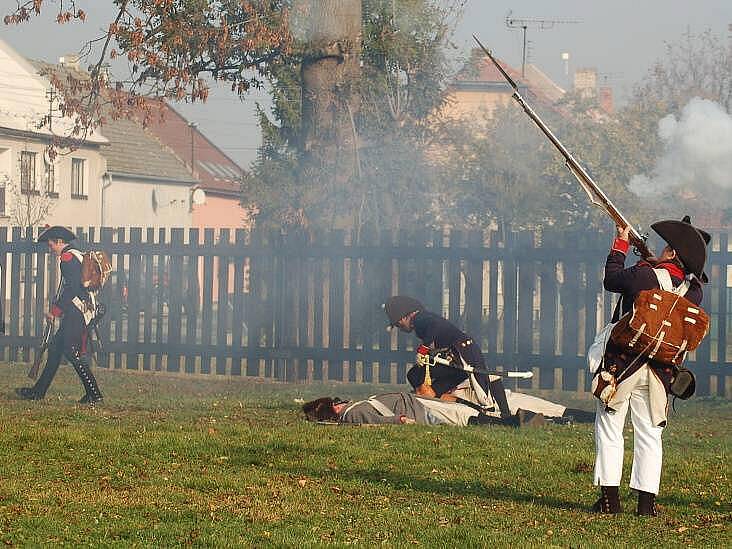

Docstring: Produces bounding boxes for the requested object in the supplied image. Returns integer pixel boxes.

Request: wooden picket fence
[0,225,730,396]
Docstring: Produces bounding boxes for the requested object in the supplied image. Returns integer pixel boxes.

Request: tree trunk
[298,1,362,190]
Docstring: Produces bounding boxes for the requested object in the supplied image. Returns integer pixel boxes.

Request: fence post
[0,228,7,359]
[216,228,231,376]
[126,227,142,371]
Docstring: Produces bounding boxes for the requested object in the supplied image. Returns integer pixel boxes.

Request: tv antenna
[598,72,623,86]
[505,10,581,78]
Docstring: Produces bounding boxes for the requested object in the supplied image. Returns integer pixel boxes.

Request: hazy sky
[2,1,730,169]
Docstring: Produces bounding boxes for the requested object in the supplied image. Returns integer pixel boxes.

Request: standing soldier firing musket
[473,36,711,516]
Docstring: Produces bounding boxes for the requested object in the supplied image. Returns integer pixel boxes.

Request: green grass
[0,364,729,547]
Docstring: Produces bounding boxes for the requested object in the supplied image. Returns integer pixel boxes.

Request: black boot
[15,387,43,400]
[70,355,103,405]
[468,414,515,427]
[591,486,622,514]
[562,408,596,424]
[488,378,512,418]
[636,491,658,516]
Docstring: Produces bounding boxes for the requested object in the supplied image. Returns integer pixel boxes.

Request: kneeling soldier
[384,296,511,418]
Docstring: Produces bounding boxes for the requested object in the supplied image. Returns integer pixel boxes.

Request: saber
[429,352,533,379]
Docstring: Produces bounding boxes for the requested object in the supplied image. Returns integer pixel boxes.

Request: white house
[97,111,197,229]
[0,37,108,228]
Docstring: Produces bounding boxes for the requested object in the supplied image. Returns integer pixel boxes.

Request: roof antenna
[505,10,581,78]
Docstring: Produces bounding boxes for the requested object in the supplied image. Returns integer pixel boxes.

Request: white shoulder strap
[68,249,84,263]
[653,268,690,296]
[342,399,363,417]
[366,396,395,417]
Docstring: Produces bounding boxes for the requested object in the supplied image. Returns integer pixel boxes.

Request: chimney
[574,68,597,99]
[59,54,80,70]
[599,86,614,114]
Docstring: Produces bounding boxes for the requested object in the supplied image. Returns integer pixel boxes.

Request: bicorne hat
[384,296,424,327]
[37,225,76,243]
[651,215,709,283]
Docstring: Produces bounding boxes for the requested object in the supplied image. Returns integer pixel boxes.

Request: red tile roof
[145,103,244,197]
[453,51,561,107]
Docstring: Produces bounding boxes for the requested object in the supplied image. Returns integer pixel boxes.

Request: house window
[0,182,5,216]
[71,158,86,198]
[20,151,37,193]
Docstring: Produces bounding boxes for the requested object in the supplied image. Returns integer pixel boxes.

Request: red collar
[656,262,685,280]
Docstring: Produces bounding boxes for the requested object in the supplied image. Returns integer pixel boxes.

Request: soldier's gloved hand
[416,344,430,367]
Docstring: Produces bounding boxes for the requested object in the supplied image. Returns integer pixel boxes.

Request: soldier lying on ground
[302,392,594,427]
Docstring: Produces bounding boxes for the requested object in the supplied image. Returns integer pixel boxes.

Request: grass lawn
[0,363,729,547]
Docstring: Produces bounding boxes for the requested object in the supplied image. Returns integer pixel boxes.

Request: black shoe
[78,393,103,405]
[549,415,574,426]
[468,414,510,426]
[15,387,42,400]
[591,486,622,514]
[636,491,658,516]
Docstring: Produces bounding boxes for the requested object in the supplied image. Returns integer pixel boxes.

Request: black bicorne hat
[37,225,76,243]
[651,215,709,283]
[383,296,424,327]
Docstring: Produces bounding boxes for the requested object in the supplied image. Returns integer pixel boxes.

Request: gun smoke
[629,98,732,207]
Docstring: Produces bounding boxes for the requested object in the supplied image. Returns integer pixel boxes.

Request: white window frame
[71,157,86,198]
[20,150,37,193]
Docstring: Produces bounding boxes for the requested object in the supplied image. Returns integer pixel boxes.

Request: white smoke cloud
[629,98,732,204]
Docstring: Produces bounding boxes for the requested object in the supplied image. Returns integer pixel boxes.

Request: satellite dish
[191,188,206,205]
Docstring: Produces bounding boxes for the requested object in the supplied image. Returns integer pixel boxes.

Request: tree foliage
[245,0,466,233]
[631,28,731,114]
[4,1,291,138]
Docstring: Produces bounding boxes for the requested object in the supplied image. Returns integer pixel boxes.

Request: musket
[28,276,63,379]
[428,351,533,379]
[28,317,54,379]
[472,35,653,259]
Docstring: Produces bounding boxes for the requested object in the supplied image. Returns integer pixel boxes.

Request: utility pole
[505,10,581,78]
[44,88,56,132]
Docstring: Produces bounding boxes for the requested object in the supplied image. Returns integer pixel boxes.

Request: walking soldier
[15,226,103,404]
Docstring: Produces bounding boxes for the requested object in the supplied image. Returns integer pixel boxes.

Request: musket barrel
[472,36,652,259]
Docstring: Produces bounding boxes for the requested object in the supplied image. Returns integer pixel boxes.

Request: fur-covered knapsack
[81,250,112,291]
[69,249,113,291]
[609,269,709,367]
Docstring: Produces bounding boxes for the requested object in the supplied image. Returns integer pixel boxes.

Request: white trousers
[594,366,665,494]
